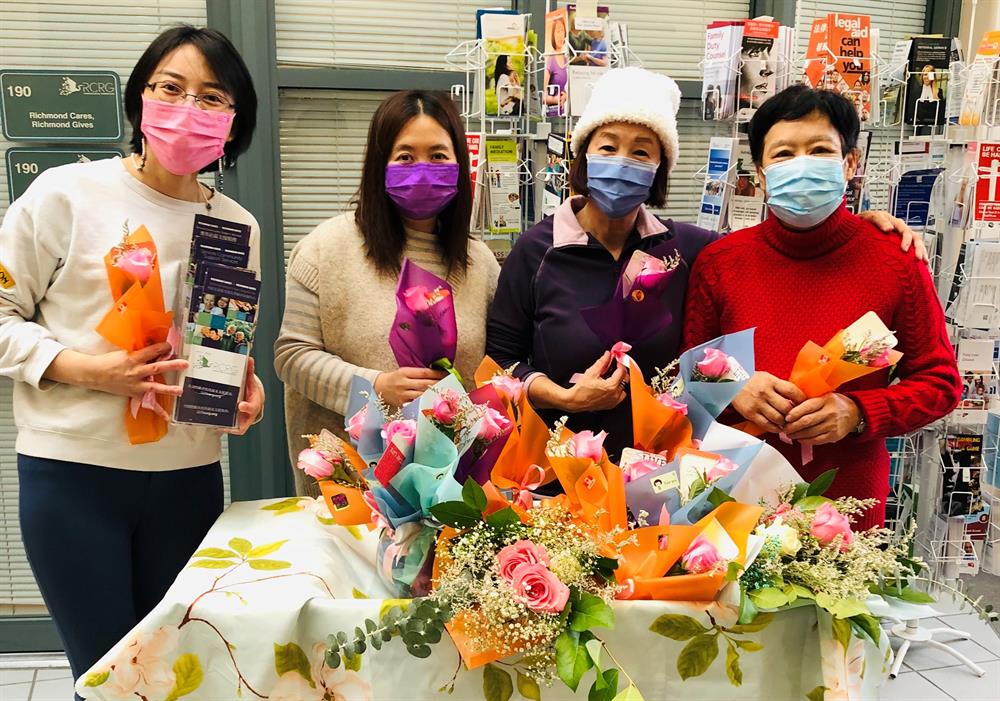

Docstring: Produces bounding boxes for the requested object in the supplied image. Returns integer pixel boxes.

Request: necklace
[130,153,213,211]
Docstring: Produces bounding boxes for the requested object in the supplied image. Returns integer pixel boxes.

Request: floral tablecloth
[77,497,891,701]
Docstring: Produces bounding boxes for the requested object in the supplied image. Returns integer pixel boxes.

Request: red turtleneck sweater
[682,205,962,529]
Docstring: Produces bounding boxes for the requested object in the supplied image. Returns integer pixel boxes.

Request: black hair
[124,25,258,171]
[494,55,510,86]
[747,84,859,165]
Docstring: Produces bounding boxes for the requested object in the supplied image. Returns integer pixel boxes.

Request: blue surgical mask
[763,155,847,229]
[586,154,658,219]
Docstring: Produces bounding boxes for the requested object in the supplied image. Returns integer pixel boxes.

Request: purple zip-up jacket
[486,197,719,461]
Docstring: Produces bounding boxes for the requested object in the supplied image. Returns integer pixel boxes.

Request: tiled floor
[0,612,997,700]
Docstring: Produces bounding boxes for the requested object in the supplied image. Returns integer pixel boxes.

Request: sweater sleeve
[485,237,541,381]
[681,252,722,353]
[273,241,379,416]
[841,260,963,440]
[0,193,69,388]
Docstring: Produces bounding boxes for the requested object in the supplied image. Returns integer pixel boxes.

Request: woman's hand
[225,357,266,436]
[732,371,806,433]
[563,351,627,412]
[45,343,188,399]
[858,210,928,261]
[783,393,861,445]
[374,367,447,407]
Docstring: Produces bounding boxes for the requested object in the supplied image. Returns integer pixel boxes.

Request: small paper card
[843,311,898,349]
[677,448,723,502]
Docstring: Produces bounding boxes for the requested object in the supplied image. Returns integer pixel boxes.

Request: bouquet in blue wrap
[677,327,756,439]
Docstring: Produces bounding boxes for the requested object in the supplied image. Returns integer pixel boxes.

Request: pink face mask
[140,95,234,175]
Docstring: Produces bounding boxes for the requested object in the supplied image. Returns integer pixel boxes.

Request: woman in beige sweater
[275,90,500,495]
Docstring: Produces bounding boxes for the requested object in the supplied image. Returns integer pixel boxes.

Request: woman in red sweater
[682,85,962,529]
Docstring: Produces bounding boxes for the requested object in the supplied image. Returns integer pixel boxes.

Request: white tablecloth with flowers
[76,497,890,701]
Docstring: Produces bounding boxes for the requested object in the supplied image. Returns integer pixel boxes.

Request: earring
[216,157,224,192]
[138,137,147,171]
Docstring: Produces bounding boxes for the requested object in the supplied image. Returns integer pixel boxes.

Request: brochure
[696,136,737,231]
[735,19,780,122]
[728,135,765,229]
[566,3,610,117]
[543,8,570,117]
[482,12,527,117]
[904,36,956,127]
[702,21,742,121]
[484,138,521,240]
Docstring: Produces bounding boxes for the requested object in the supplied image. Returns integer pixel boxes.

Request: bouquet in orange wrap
[95,222,177,444]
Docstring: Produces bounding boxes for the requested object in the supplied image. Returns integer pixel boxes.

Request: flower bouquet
[677,329,755,438]
[389,258,462,382]
[296,429,371,526]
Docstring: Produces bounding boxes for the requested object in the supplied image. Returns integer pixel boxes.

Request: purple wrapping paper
[388,258,458,371]
[453,383,513,486]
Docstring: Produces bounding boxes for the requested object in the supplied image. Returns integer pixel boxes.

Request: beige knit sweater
[275,212,500,496]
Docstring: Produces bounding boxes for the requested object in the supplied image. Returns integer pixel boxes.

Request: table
[77,498,890,701]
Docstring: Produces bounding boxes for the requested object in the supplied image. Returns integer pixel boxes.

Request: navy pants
[18,455,223,683]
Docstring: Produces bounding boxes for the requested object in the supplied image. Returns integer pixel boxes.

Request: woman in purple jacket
[486,67,922,461]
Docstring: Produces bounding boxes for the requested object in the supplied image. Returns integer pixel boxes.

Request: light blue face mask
[763,155,847,229]
[586,154,659,219]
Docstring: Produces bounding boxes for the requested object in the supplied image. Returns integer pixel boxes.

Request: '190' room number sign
[0,69,123,141]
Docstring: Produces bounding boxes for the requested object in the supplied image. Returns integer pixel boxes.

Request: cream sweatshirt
[0,156,259,471]
[274,212,500,496]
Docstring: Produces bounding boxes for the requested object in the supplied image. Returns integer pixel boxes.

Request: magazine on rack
[845,130,872,214]
[543,8,569,117]
[880,39,912,125]
[696,136,737,231]
[960,30,1000,128]
[946,240,1000,330]
[728,135,765,229]
[955,338,998,426]
[702,21,742,121]
[484,138,521,245]
[904,36,958,127]
[940,433,986,518]
[541,132,569,217]
[803,14,872,122]
[735,19,780,122]
[566,3,609,117]
[481,12,527,117]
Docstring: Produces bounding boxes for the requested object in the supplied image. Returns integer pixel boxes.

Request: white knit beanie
[571,67,682,171]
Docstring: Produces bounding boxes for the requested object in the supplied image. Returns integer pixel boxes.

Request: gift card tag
[650,472,680,494]
[724,357,751,382]
[844,311,897,348]
[374,438,409,487]
[677,449,722,498]
[620,448,667,479]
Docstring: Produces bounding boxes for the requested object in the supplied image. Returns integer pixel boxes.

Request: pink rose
[656,393,688,415]
[570,430,607,463]
[623,458,662,482]
[115,246,154,284]
[347,405,368,442]
[696,348,731,379]
[706,456,738,483]
[810,502,854,550]
[871,349,891,368]
[383,419,417,447]
[491,375,524,404]
[681,535,723,574]
[498,540,551,582]
[634,257,670,290]
[402,285,432,312]
[509,563,570,614]
[478,406,510,441]
[297,448,335,480]
[432,390,462,424]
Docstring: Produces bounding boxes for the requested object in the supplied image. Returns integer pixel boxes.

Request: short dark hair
[568,131,670,208]
[125,25,258,171]
[354,90,473,277]
[748,85,859,165]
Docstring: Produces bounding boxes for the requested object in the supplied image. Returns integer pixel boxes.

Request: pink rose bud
[656,393,688,415]
[346,405,368,442]
[810,502,854,551]
[696,347,731,379]
[402,285,431,313]
[491,375,524,404]
[478,406,510,441]
[634,257,670,290]
[570,430,607,463]
[872,349,891,368]
[432,390,462,424]
[296,448,335,480]
[509,563,570,614]
[681,535,723,574]
[115,247,154,284]
[706,456,738,483]
[497,540,552,582]
[382,419,417,447]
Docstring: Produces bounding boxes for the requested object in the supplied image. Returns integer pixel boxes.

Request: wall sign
[0,69,123,141]
[5,148,124,202]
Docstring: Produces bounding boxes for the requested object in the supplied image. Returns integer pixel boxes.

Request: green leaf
[687,476,708,500]
[725,641,743,687]
[850,614,881,646]
[806,469,838,497]
[83,671,109,687]
[806,686,828,701]
[516,670,541,701]
[886,587,935,604]
[352,588,368,599]
[408,643,432,658]
[379,598,411,622]
[726,612,774,634]
[164,654,204,701]
[247,539,288,559]
[190,559,237,569]
[326,650,341,669]
[725,561,744,582]
[611,683,644,701]
[273,642,314,688]
[555,630,594,692]
[229,537,252,556]
[676,633,719,680]
[649,614,708,641]
[483,663,514,701]
[345,653,362,672]
[590,668,619,701]
[485,507,522,530]
[748,587,790,610]
[462,478,489,513]
[831,616,852,651]
[192,548,239,559]
[790,482,809,504]
[248,559,292,571]
[735,640,763,652]
[816,594,869,619]
[262,497,304,511]
[795,496,832,512]
[584,638,603,667]
[737,589,758,625]
[707,487,736,508]
[570,591,615,632]
[429,501,482,529]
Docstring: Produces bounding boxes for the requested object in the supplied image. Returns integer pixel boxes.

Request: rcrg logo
[59,76,115,96]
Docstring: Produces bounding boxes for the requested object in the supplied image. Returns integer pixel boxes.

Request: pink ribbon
[513,464,546,510]
[779,432,814,465]
[129,325,181,422]
[570,341,632,384]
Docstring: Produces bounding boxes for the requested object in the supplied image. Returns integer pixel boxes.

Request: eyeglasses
[145,81,235,111]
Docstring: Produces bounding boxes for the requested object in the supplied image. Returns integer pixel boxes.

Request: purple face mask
[385,162,460,219]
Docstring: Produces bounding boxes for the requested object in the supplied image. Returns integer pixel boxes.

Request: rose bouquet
[389,258,462,381]
[295,430,372,526]
[677,329,755,437]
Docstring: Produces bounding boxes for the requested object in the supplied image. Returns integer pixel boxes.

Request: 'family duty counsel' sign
[0,70,123,141]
